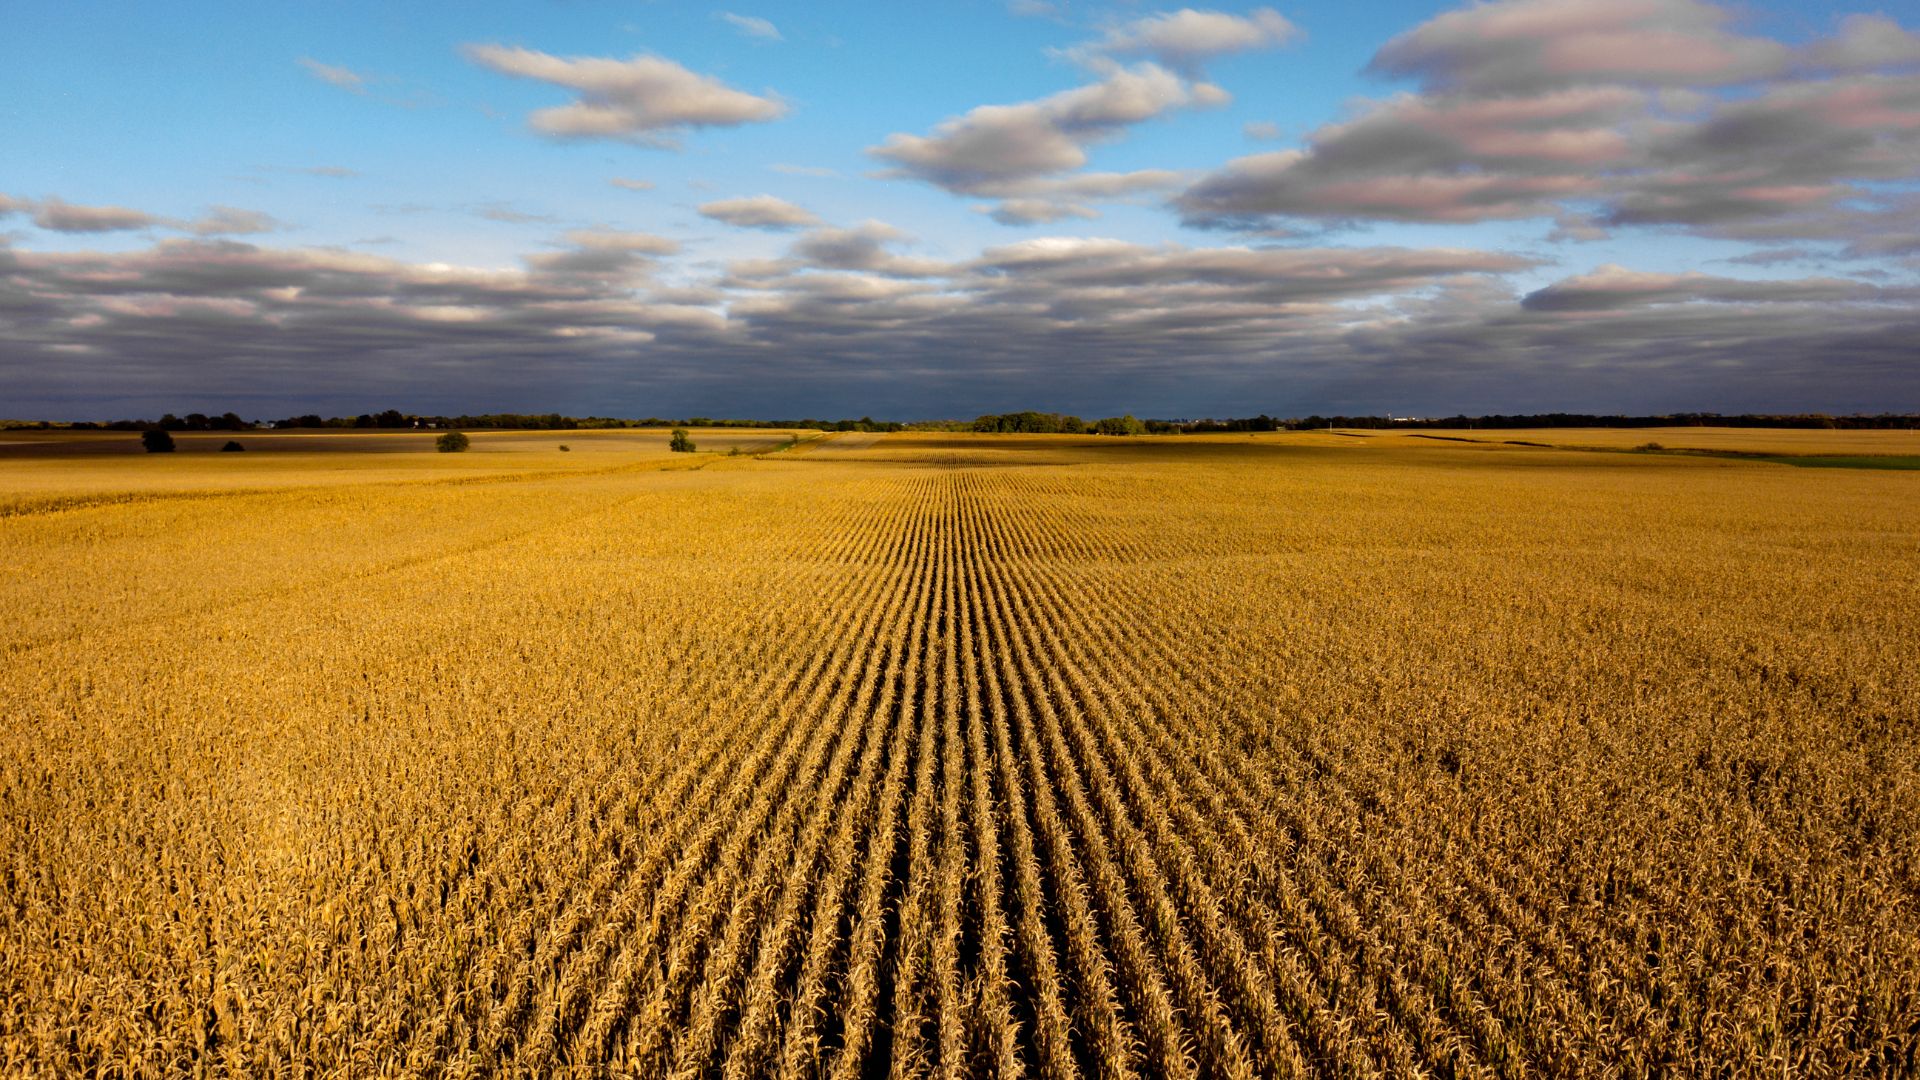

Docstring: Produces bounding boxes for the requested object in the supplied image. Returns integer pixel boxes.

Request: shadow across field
[1651,449,1920,471]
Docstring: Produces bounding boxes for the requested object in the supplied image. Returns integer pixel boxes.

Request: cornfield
[3,431,1917,1076]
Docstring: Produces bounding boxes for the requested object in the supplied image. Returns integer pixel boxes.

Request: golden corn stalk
[2,428,1916,1076]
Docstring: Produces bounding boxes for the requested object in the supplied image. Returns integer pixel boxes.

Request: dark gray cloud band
[3,231,1912,418]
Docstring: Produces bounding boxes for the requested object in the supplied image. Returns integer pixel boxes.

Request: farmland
[3,430,1917,1075]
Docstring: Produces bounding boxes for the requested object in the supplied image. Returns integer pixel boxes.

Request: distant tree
[557,444,571,452]
[141,429,176,453]
[669,428,696,453]
[220,440,245,452]
[436,431,470,453]
[1093,415,1147,436]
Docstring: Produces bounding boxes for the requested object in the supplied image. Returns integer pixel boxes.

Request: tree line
[45,409,1920,435]
[65,412,909,433]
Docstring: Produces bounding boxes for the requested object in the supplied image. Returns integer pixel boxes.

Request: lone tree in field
[220,440,245,452]
[436,431,470,453]
[141,429,176,453]
[670,428,696,453]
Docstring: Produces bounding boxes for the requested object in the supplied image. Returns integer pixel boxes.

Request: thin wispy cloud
[717,13,782,42]
[0,194,279,236]
[770,163,839,178]
[697,194,821,230]
[472,202,558,225]
[297,57,368,93]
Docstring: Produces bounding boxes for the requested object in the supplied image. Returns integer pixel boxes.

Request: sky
[2,0,1918,421]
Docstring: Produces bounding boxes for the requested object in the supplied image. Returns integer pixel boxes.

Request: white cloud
[298,58,368,93]
[562,229,681,255]
[788,221,949,277]
[1801,14,1920,72]
[473,202,557,225]
[870,63,1224,201]
[2,195,281,237]
[984,199,1102,225]
[718,13,782,41]
[1007,0,1066,18]
[697,195,821,230]
[30,197,161,233]
[6,232,1912,419]
[771,163,839,177]
[524,229,681,279]
[187,207,281,236]
[1367,0,1790,94]
[1070,8,1298,73]
[463,44,787,146]
[1178,4,1920,242]
[609,176,657,191]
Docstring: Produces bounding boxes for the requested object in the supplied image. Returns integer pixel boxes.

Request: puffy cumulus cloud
[788,222,948,277]
[463,44,786,146]
[298,58,368,93]
[1800,15,1920,74]
[1368,0,1789,95]
[869,63,1225,221]
[719,222,952,287]
[1068,8,1297,74]
[1608,74,1920,226]
[697,194,821,230]
[1181,87,1638,224]
[4,232,1913,417]
[1177,1,1920,253]
[718,13,782,42]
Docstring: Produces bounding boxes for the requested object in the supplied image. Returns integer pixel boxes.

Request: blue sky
[2,0,1917,419]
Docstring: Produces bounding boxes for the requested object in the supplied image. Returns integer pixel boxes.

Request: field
[3,429,1917,1076]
